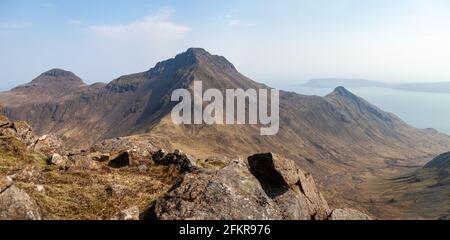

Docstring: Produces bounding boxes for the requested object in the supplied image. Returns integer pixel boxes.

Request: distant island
[303,78,450,94]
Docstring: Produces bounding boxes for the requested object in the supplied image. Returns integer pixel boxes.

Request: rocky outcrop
[48,153,68,166]
[152,149,196,173]
[146,153,370,220]
[32,134,66,157]
[248,153,330,220]
[0,113,66,158]
[0,177,41,220]
[146,160,281,220]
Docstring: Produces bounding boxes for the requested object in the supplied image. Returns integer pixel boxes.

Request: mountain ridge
[1,48,450,212]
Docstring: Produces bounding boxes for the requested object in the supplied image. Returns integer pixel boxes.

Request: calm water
[292,86,450,135]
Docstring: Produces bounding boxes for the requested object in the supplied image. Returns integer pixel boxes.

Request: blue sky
[1,0,450,90]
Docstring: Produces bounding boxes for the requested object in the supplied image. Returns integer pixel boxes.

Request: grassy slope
[0,134,181,220]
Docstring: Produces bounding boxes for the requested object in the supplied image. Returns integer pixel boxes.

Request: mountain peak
[180,48,237,71]
[29,68,85,86]
[11,68,86,94]
[333,86,352,95]
[185,47,209,56]
[42,68,77,78]
[328,86,361,102]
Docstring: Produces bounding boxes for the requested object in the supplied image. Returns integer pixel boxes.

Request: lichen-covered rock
[11,121,35,144]
[111,206,140,220]
[48,153,68,166]
[32,134,66,157]
[92,137,158,160]
[0,185,41,220]
[327,208,372,220]
[11,165,42,182]
[0,176,13,193]
[68,153,99,171]
[147,161,281,220]
[147,153,332,220]
[147,152,369,220]
[0,115,36,146]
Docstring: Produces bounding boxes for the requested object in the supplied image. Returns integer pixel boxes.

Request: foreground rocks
[0,115,66,157]
[0,111,372,220]
[0,177,41,220]
[146,153,371,220]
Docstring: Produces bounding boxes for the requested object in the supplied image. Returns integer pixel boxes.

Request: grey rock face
[248,153,331,220]
[148,161,281,220]
[0,185,41,220]
[48,153,67,166]
[147,152,371,220]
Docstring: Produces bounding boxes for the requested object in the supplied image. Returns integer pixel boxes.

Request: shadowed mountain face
[1,48,450,209]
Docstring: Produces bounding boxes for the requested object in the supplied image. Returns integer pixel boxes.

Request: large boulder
[32,134,66,157]
[248,153,331,220]
[47,153,68,166]
[146,160,281,220]
[67,153,99,171]
[0,185,41,220]
[146,152,370,220]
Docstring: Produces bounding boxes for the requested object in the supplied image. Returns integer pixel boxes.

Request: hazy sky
[1,0,450,90]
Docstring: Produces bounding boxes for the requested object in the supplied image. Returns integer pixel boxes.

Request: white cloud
[88,8,190,42]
